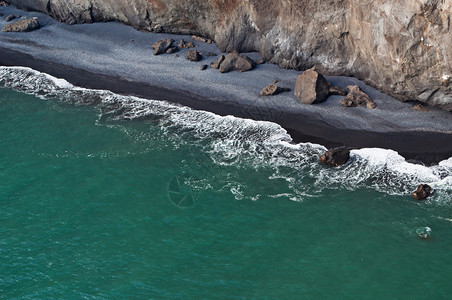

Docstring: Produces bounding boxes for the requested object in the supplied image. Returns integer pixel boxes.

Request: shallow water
[1,67,452,299]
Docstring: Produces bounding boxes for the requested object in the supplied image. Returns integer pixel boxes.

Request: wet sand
[1,5,451,164]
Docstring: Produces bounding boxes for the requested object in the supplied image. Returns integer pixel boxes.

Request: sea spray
[1,66,451,202]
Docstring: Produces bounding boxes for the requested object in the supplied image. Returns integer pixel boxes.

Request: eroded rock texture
[6,0,452,110]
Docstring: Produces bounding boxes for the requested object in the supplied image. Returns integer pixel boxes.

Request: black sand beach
[1,5,452,164]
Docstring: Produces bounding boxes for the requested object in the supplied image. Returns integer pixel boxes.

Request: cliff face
[7,0,452,110]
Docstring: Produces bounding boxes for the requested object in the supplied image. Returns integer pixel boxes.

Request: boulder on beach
[259,84,290,96]
[340,85,377,109]
[412,184,433,200]
[185,49,202,61]
[5,14,15,22]
[152,38,174,55]
[294,68,330,104]
[2,18,40,32]
[200,64,208,71]
[210,55,225,69]
[219,51,256,73]
[319,147,350,167]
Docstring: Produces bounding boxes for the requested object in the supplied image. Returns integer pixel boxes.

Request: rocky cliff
[6,0,452,110]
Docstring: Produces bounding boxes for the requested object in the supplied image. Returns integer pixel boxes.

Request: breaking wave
[1,66,451,203]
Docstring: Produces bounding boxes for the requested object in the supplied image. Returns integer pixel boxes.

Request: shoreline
[1,6,452,165]
[2,47,451,165]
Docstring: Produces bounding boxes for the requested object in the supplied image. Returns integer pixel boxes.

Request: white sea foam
[1,66,451,203]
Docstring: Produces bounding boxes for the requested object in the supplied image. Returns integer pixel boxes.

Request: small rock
[319,147,350,167]
[329,85,347,96]
[166,46,179,54]
[412,184,433,200]
[2,18,40,32]
[219,51,256,73]
[178,39,195,49]
[5,14,15,22]
[256,59,266,65]
[206,39,213,44]
[259,84,290,96]
[272,80,279,84]
[210,55,225,69]
[340,85,377,109]
[205,52,217,57]
[152,38,174,55]
[192,35,207,43]
[200,64,208,71]
[412,103,428,112]
[173,54,179,58]
[294,68,330,104]
[185,49,202,61]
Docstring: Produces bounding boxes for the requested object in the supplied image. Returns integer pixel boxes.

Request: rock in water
[340,85,377,109]
[5,14,15,22]
[152,39,174,55]
[294,68,330,104]
[412,184,433,200]
[219,51,255,73]
[319,147,350,167]
[200,64,208,70]
[185,49,202,61]
[210,55,225,69]
[259,84,290,96]
[2,18,40,32]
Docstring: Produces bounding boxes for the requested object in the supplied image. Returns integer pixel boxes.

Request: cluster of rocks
[151,38,258,74]
[293,68,377,109]
[319,147,435,200]
[210,51,255,73]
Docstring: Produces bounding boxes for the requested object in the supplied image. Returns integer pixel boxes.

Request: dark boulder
[210,55,225,69]
[319,147,350,167]
[294,68,330,104]
[152,38,174,55]
[219,51,256,73]
[5,14,15,22]
[200,64,208,70]
[2,18,40,32]
[185,49,202,61]
[259,84,290,96]
[412,184,433,200]
[340,85,377,109]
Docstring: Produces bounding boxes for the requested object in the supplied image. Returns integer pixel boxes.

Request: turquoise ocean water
[1,67,452,299]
